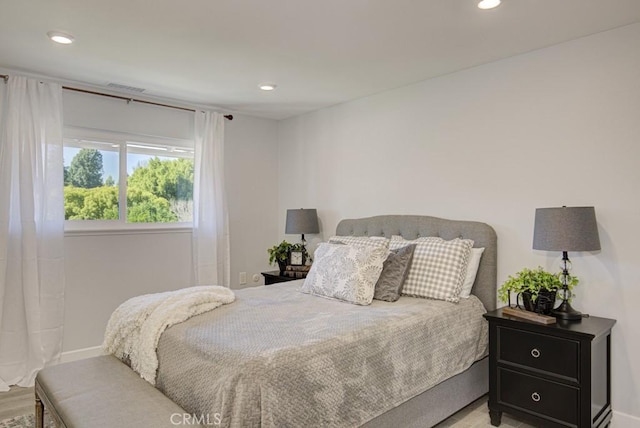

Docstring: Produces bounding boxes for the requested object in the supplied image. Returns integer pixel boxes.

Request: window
[63,127,194,229]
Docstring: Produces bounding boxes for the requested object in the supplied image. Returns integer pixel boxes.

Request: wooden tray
[502,307,556,324]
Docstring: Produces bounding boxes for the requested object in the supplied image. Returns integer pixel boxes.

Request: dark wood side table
[483,309,615,427]
[261,270,300,285]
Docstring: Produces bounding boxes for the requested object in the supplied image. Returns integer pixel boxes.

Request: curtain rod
[0,74,233,121]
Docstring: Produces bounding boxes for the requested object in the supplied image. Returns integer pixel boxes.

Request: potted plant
[268,241,293,274]
[498,266,579,315]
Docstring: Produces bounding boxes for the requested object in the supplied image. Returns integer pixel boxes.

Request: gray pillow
[373,244,416,302]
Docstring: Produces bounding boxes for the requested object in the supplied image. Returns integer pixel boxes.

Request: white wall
[277,24,640,424]
[225,114,281,289]
[62,91,279,352]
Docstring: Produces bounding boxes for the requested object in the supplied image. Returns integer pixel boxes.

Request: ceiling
[1,1,640,120]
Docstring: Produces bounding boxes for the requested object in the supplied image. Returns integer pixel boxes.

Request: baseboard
[59,346,104,363]
[613,410,640,428]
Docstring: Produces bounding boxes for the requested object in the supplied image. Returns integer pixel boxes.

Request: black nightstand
[484,309,615,427]
[261,271,300,285]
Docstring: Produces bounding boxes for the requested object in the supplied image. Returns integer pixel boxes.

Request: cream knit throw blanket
[102,285,235,384]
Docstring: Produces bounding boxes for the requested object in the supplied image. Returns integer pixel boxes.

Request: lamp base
[551,300,582,321]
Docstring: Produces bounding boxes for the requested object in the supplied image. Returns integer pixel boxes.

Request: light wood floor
[435,395,535,428]
[0,386,35,421]
[0,386,534,427]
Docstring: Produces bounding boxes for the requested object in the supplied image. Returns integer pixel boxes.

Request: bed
[156,215,497,427]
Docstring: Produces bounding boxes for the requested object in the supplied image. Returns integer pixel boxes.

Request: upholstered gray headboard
[336,215,497,311]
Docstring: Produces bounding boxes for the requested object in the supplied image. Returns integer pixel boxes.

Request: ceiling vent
[107,82,146,93]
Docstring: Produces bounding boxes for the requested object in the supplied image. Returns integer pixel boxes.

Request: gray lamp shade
[533,206,601,252]
[285,209,319,235]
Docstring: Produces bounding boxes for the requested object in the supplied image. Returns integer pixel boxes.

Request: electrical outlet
[252,274,260,283]
[239,272,247,285]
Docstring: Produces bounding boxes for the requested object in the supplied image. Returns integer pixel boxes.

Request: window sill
[64,222,192,237]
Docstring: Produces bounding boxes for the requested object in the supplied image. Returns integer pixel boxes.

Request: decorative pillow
[390,236,474,303]
[459,247,485,299]
[329,235,390,249]
[373,244,417,302]
[300,243,389,305]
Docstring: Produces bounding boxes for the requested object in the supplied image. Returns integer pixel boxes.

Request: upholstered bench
[35,355,201,428]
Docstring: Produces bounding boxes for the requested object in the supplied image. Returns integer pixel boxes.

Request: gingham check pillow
[329,235,390,249]
[390,236,474,303]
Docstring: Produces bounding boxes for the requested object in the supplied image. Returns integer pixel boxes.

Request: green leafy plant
[498,266,579,303]
[64,150,194,222]
[268,241,293,266]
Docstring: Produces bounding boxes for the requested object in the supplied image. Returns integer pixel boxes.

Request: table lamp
[533,206,601,320]
[285,208,319,247]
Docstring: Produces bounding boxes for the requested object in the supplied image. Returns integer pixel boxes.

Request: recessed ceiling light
[47,31,75,44]
[258,83,277,91]
[478,0,501,10]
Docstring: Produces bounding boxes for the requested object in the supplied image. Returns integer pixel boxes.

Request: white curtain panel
[0,76,65,391]
[192,111,230,287]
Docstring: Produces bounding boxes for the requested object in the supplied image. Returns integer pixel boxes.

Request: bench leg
[35,391,44,428]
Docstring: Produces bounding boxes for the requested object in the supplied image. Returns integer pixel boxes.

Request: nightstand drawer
[498,326,579,381]
[498,368,579,425]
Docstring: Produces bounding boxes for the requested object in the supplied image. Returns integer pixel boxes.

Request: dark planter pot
[277,259,288,275]
[520,290,557,315]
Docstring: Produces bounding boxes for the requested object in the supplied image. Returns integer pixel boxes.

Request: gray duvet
[156,281,488,428]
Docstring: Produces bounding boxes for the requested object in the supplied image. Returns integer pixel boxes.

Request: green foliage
[64,186,88,219]
[125,157,191,222]
[82,186,119,220]
[64,151,193,222]
[127,188,178,223]
[267,242,313,266]
[68,148,104,188]
[498,266,579,303]
[128,157,194,201]
[268,241,293,265]
[64,186,118,220]
[64,186,179,222]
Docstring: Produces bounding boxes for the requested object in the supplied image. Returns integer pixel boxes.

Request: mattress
[155,280,488,427]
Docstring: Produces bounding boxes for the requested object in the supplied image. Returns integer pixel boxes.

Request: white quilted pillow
[390,236,474,303]
[300,242,389,305]
[459,247,485,299]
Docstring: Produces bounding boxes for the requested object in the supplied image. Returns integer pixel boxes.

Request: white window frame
[64,126,195,234]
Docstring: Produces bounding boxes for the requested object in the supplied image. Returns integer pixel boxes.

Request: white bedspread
[102,285,235,384]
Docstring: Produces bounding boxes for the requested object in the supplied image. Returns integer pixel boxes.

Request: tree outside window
[63,138,194,224]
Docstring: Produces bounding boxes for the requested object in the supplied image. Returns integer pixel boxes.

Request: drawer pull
[531,392,541,402]
[531,348,541,358]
